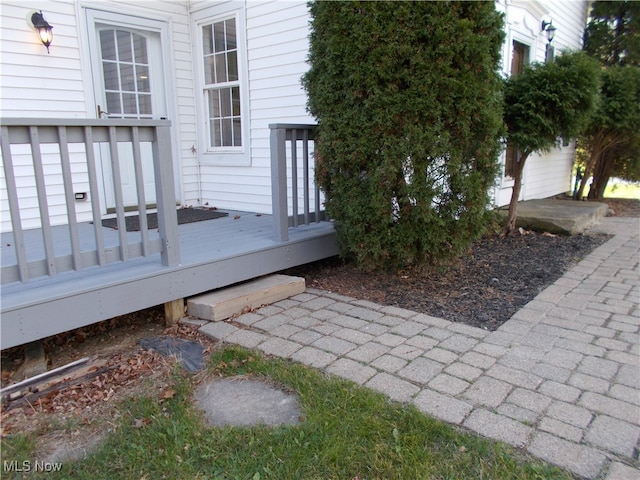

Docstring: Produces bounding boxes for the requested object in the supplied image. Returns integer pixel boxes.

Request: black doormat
[102,208,228,231]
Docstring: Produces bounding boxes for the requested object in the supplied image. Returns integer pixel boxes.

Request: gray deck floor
[1,211,338,349]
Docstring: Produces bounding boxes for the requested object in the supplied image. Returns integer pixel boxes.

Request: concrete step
[187,274,305,322]
[499,199,610,235]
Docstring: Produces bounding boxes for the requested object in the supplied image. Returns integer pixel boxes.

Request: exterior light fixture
[541,20,556,43]
[31,11,53,53]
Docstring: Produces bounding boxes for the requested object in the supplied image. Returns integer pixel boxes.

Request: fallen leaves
[159,388,176,402]
[1,350,170,436]
[0,314,219,441]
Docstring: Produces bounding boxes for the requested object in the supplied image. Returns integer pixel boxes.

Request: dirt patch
[1,317,218,463]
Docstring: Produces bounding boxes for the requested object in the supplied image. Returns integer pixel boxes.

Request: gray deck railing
[0,118,179,284]
[270,123,326,242]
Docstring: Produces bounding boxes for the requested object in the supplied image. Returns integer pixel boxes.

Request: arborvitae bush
[303,1,505,270]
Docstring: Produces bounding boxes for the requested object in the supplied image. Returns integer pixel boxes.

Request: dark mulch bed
[286,198,639,331]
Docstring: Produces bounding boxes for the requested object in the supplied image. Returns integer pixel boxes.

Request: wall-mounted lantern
[541,20,557,44]
[31,11,53,53]
[541,20,557,63]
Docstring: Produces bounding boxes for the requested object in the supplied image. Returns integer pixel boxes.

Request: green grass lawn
[2,346,574,480]
[604,179,640,198]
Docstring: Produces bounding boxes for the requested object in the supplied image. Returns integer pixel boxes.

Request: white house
[1,0,589,232]
[0,0,590,348]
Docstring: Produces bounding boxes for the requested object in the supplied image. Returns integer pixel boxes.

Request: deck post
[270,124,289,242]
[153,122,180,267]
[164,299,184,326]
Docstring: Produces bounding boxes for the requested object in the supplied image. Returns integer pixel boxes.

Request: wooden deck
[1,120,329,349]
[0,211,338,349]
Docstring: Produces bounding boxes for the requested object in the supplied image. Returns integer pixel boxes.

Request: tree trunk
[502,151,529,236]
[575,149,600,200]
[588,150,615,200]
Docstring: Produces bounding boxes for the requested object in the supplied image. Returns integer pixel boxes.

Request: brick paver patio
[195,217,639,479]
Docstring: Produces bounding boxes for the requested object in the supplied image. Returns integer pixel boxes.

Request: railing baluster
[152,123,179,267]
[291,129,298,228]
[29,127,56,276]
[1,126,29,282]
[58,126,82,271]
[270,125,288,242]
[131,126,150,256]
[84,126,107,266]
[302,128,310,225]
[108,125,128,262]
[315,178,321,222]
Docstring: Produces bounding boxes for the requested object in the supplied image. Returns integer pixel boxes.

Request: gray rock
[194,377,302,427]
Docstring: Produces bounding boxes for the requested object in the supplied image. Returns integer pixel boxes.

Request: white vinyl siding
[0,1,86,117]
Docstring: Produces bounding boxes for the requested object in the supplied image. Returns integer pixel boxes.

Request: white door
[86,10,169,212]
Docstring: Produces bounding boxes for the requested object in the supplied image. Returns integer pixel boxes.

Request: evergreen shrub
[303,1,505,270]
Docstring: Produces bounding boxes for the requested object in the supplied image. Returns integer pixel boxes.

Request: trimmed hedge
[303,1,505,270]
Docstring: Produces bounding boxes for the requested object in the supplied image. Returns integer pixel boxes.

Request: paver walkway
[195,217,640,479]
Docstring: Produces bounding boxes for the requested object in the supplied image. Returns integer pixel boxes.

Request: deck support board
[164,299,184,326]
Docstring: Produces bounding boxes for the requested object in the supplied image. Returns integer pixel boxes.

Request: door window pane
[117,30,133,62]
[138,94,152,115]
[106,92,121,114]
[99,28,152,119]
[100,30,116,60]
[102,62,119,90]
[120,63,135,91]
[122,93,137,114]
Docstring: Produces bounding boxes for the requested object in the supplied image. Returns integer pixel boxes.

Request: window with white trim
[202,17,242,149]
